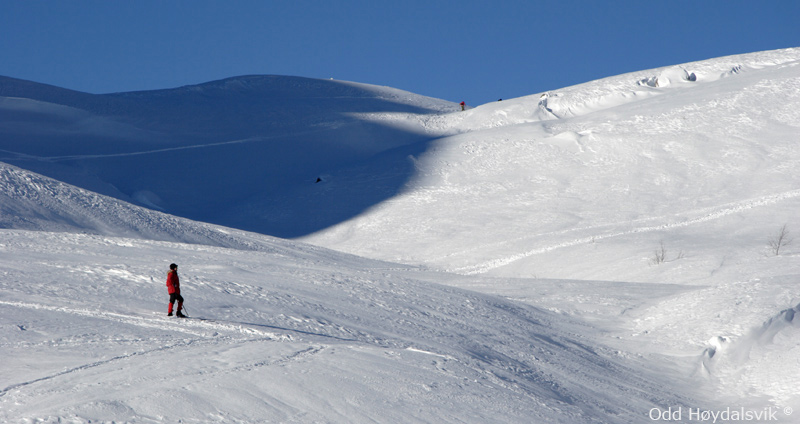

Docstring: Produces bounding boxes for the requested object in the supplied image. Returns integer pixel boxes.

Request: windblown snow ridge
[0,161,332,256]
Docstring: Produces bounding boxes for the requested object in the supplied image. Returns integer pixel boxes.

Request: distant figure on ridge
[460,101,466,111]
[166,263,186,317]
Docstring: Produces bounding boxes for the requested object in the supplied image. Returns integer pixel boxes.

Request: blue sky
[1,0,797,105]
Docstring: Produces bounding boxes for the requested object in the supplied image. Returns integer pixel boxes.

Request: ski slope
[0,222,693,423]
[2,48,800,422]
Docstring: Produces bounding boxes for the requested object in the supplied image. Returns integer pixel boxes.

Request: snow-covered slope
[0,183,694,423]
[304,48,800,283]
[0,137,698,422]
[0,75,457,237]
[0,161,331,255]
[3,48,800,422]
[299,49,800,415]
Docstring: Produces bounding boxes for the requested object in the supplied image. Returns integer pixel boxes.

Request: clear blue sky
[1,0,798,105]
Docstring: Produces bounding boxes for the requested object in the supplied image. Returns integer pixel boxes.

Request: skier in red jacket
[166,263,185,317]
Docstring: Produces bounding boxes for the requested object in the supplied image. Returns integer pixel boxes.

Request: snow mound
[699,301,800,408]
[638,66,697,87]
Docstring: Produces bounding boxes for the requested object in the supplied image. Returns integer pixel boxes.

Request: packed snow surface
[2,48,800,423]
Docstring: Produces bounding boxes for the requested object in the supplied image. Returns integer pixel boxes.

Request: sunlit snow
[1,48,799,423]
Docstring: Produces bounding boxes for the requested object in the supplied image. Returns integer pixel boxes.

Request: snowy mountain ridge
[304,47,800,282]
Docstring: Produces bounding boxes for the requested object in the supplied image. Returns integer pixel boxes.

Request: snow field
[1,229,697,423]
[2,47,800,422]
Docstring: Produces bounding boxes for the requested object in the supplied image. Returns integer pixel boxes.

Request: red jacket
[166,270,180,294]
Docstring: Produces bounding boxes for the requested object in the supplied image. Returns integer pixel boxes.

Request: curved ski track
[0,300,334,401]
[451,189,800,275]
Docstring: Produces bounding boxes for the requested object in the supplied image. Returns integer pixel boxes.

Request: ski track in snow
[0,128,333,163]
[0,336,200,399]
[0,336,329,413]
[451,188,800,275]
[0,299,290,340]
[0,299,336,404]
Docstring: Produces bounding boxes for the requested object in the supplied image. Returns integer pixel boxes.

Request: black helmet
[169,263,178,270]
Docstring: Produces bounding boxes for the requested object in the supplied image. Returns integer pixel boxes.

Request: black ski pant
[168,293,184,314]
